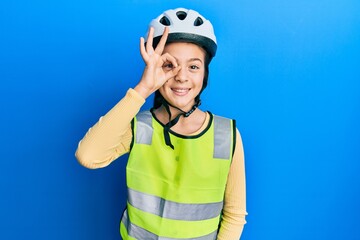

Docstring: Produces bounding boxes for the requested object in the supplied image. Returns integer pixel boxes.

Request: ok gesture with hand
[135,27,180,99]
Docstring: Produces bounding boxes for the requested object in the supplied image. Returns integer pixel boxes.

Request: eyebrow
[172,57,204,64]
[189,58,203,63]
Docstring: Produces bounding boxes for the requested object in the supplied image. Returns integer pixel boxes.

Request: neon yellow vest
[120,111,236,240]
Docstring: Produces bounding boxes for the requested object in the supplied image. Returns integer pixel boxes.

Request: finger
[165,66,181,81]
[155,27,169,54]
[159,52,178,68]
[139,37,149,62]
[146,27,154,53]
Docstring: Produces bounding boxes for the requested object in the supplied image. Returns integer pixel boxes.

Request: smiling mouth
[171,88,190,96]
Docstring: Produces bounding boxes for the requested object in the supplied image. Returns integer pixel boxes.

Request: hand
[134,27,181,99]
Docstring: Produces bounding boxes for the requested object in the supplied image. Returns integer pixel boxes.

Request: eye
[190,65,200,70]
[163,62,174,70]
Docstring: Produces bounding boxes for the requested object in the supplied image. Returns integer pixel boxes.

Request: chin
[173,101,196,111]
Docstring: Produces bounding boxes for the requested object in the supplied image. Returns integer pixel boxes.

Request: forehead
[163,42,206,61]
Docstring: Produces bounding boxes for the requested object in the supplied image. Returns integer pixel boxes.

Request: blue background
[1,0,359,239]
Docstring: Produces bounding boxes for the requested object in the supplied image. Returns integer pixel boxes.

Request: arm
[217,129,248,240]
[76,27,180,169]
[75,89,145,169]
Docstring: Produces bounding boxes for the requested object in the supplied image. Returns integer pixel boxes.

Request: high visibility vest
[120,111,236,240]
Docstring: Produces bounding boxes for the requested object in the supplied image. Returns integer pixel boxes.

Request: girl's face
[160,42,206,112]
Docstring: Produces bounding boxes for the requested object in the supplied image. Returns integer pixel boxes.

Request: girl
[76,8,247,240]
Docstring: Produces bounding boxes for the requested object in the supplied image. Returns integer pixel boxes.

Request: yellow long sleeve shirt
[75,89,247,239]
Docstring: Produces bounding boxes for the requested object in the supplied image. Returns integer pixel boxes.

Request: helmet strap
[162,99,201,149]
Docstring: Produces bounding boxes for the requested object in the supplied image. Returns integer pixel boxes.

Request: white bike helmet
[146,8,217,58]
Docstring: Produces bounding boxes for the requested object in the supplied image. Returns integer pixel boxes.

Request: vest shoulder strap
[213,114,236,160]
[134,111,153,145]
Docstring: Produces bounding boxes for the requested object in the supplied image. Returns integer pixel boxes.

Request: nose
[174,66,187,83]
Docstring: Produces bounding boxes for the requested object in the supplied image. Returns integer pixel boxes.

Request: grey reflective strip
[128,188,223,221]
[122,209,217,240]
[135,111,153,145]
[213,115,232,159]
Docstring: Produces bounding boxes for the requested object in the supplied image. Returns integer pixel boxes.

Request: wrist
[134,84,153,99]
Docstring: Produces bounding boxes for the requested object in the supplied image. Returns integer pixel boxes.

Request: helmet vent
[176,11,187,20]
[194,17,204,26]
[159,16,171,26]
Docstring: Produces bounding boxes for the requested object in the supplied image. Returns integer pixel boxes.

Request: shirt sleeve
[217,129,248,240]
[75,88,145,169]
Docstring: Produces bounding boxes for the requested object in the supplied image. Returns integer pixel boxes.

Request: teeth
[172,88,189,93]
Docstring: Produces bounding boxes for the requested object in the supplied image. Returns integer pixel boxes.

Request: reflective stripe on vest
[121,209,217,240]
[128,188,223,221]
[213,115,232,159]
[135,111,153,145]
[135,112,232,160]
